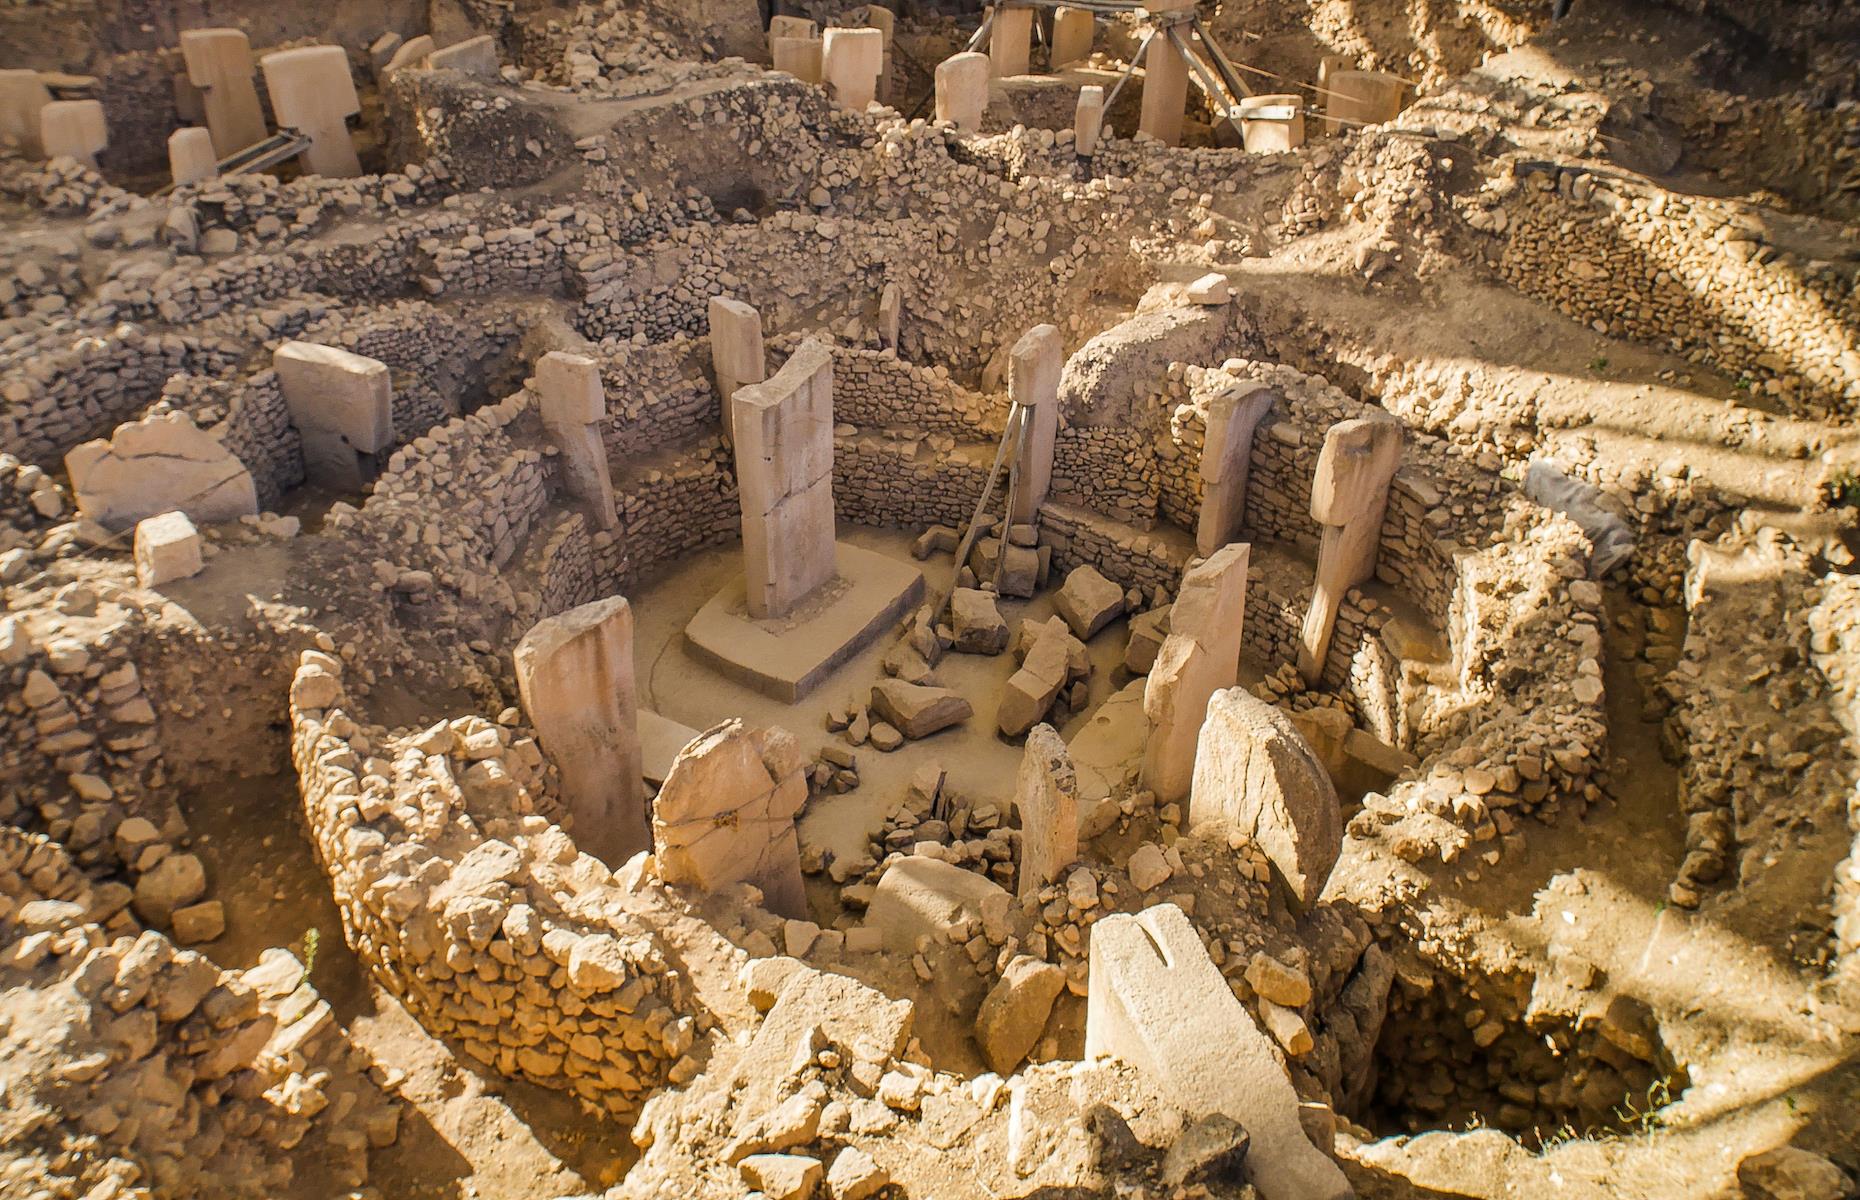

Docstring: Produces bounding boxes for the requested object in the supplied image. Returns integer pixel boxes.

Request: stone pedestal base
[685,543,925,702]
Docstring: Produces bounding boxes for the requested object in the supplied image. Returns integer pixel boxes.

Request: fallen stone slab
[1124,604,1171,673]
[1053,564,1126,641]
[864,855,1009,954]
[870,678,972,739]
[975,954,1066,1074]
[998,617,1085,737]
[950,587,1010,655]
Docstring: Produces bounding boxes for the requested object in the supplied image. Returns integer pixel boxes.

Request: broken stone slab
[950,587,1009,655]
[870,678,971,739]
[1087,903,1351,1200]
[1189,688,1340,906]
[864,855,1009,954]
[652,718,808,918]
[65,411,258,532]
[998,618,1083,738]
[514,597,646,866]
[1123,605,1170,674]
[427,34,499,77]
[975,954,1066,1075]
[133,511,204,588]
[383,35,436,73]
[1053,564,1126,641]
[1014,724,1079,897]
[1185,273,1232,305]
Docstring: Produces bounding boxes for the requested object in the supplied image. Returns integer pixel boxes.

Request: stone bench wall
[597,339,716,460]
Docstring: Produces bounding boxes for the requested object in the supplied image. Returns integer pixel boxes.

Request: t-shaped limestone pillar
[1139,543,1249,803]
[0,69,53,157]
[989,4,1033,77]
[1297,416,1402,684]
[168,127,218,187]
[534,351,618,530]
[1196,382,1276,556]
[1075,84,1105,156]
[708,295,766,447]
[1138,30,1188,146]
[1087,904,1353,1200]
[934,51,990,131]
[772,35,824,84]
[180,28,268,158]
[1007,324,1062,526]
[821,26,884,111]
[260,45,361,178]
[1014,724,1079,898]
[39,100,107,167]
[1052,6,1095,68]
[514,597,647,866]
[273,341,394,490]
[733,338,837,620]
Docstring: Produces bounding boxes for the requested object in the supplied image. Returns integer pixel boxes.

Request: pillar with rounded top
[1297,417,1402,683]
[168,127,218,186]
[39,100,107,167]
[821,26,884,111]
[1138,30,1188,146]
[989,4,1033,77]
[260,45,361,178]
[935,51,990,131]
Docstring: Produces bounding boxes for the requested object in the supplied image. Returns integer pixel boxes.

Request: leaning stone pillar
[1137,26,1188,146]
[260,46,361,178]
[1075,84,1105,156]
[534,351,618,530]
[1195,382,1276,556]
[934,51,990,131]
[1007,324,1062,526]
[708,295,766,447]
[1014,724,1079,898]
[514,598,646,865]
[273,342,394,490]
[822,27,884,111]
[180,28,268,157]
[734,339,837,619]
[1296,416,1401,684]
[989,4,1033,77]
[1087,904,1353,1200]
[0,69,53,156]
[651,718,808,917]
[39,100,107,167]
[168,127,218,186]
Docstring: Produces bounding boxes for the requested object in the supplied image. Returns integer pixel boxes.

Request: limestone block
[383,35,436,74]
[1185,273,1232,305]
[653,719,807,917]
[1139,633,1225,804]
[865,855,1009,953]
[709,295,766,443]
[1124,605,1170,674]
[741,1154,822,1200]
[39,100,107,167]
[1014,724,1079,896]
[0,69,53,156]
[822,27,883,111]
[1298,416,1401,682]
[1196,382,1275,556]
[180,28,267,157]
[1168,542,1248,677]
[1053,564,1125,641]
[1237,93,1305,154]
[534,351,617,528]
[827,1146,890,1200]
[975,954,1065,1074]
[1324,69,1403,135]
[428,35,498,77]
[65,412,258,532]
[514,598,646,865]
[260,45,361,178]
[274,341,394,490]
[870,679,971,739]
[998,617,1079,736]
[735,339,836,618]
[1086,904,1352,1200]
[1052,7,1095,67]
[772,36,824,85]
[1138,32,1188,147]
[133,511,204,588]
[989,4,1033,77]
[168,126,218,186]
[878,282,901,349]
[950,587,1009,654]
[1075,84,1105,156]
[769,15,818,55]
[934,51,990,132]
[1189,688,1340,905]
[1007,324,1062,524]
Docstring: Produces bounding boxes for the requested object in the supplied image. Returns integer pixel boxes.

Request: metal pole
[1168,24,1245,142]
[1190,13,1254,101]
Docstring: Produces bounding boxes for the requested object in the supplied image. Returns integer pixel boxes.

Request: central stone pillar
[1007,324,1062,525]
[180,28,267,157]
[1196,382,1276,556]
[274,341,394,490]
[1297,417,1401,684]
[735,338,837,620]
[1138,24,1189,146]
[989,4,1033,77]
[934,51,990,131]
[708,296,766,447]
[515,598,646,865]
[260,46,361,178]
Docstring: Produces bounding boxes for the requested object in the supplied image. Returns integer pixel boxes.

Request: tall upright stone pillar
[1297,417,1401,684]
[768,15,817,56]
[1052,7,1095,67]
[39,100,107,167]
[934,51,990,131]
[1138,29,1188,146]
[821,27,884,111]
[1007,324,1062,526]
[772,36,824,84]
[514,598,646,865]
[0,69,53,156]
[168,127,219,186]
[1014,724,1079,898]
[709,296,766,447]
[180,28,268,158]
[734,339,837,619]
[1196,382,1276,556]
[273,342,394,489]
[652,718,808,917]
[1324,69,1404,135]
[260,46,361,178]
[989,4,1033,77]
[1139,544,1249,802]
[534,351,618,529]
[1075,85,1105,156]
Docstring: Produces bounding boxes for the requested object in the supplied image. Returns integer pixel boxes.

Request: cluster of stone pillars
[1,70,108,167]
[769,10,890,113]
